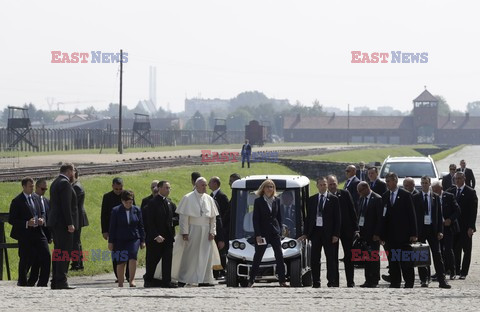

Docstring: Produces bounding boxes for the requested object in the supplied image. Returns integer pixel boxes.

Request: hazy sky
[1,0,479,113]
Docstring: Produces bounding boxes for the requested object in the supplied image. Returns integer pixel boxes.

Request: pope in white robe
[170,177,221,285]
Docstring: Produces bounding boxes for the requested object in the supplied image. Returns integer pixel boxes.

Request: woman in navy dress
[108,190,145,287]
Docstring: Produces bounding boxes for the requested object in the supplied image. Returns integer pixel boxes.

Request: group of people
[7,158,477,290]
[9,163,89,289]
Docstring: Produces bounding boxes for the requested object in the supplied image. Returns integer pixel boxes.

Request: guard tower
[131,113,153,147]
[413,87,438,143]
[7,106,38,150]
[211,118,228,144]
[261,120,272,143]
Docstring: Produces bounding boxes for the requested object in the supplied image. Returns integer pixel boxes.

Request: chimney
[466,112,470,120]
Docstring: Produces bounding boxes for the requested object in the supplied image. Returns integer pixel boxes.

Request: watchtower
[7,106,38,150]
[131,113,153,147]
[211,118,228,144]
[413,87,438,143]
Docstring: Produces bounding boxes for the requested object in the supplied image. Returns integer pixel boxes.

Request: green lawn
[0,162,301,279]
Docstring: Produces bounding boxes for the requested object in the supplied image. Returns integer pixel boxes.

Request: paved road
[1,145,479,311]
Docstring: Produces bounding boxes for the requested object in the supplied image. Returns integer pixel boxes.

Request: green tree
[434,95,451,116]
[467,101,480,116]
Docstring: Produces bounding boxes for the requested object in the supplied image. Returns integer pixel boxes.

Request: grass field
[0,162,301,280]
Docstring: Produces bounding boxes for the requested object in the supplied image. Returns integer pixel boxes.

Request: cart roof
[232,175,310,189]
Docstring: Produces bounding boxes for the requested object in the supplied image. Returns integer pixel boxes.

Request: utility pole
[347,104,350,145]
[118,49,123,154]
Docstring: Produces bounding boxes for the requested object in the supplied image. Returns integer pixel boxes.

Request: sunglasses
[41,188,48,191]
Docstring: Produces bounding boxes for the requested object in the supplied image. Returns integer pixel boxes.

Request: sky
[1,0,479,114]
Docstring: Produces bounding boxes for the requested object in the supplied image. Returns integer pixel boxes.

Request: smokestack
[149,66,157,110]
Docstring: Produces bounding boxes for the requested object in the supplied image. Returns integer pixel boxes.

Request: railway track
[0,156,202,182]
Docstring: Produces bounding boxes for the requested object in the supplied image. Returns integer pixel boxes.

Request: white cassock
[169,189,221,284]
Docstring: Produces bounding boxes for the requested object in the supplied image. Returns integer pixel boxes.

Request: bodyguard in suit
[403,177,420,195]
[209,176,230,279]
[300,177,341,288]
[367,167,387,196]
[101,177,132,281]
[432,182,460,280]
[448,171,478,279]
[356,182,383,287]
[327,174,358,287]
[9,177,50,287]
[27,178,52,286]
[144,181,178,288]
[413,176,450,288]
[71,168,89,271]
[344,165,360,212]
[457,159,475,189]
[442,164,457,191]
[356,161,368,182]
[248,179,288,287]
[381,172,418,288]
[48,163,78,289]
[140,180,159,236]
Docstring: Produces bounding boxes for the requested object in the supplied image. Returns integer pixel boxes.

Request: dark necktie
[423,193,429,215]
[456,188,461,199]
[360,197,367,216]
[390,191,395,206]
[317,194,324,216]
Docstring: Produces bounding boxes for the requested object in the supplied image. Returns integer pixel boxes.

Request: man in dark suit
[442,164,457,191]
[48,163,78,289]
[457,159,475,189]
[413,176,450,288]
[241,139,252,168]
[71,168,89,271]
[367,167,387,196]
[432,181,460,280]
[27,178,52,286]
[403,177,419,195]
[300,177,341,288]
[144,181,178,288]
[356,161,369,182]
[344,165,360,211]
[327,174,358,287]
[101,177,132,282]
[356,182,383,288]
[9,177,50,287]
[381,172,418,288]
[209,176,230,280]
[140,180,159,236]
[448,171,478,279]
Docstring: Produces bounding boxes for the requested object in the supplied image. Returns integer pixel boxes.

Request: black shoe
[360,282,377,288]
[459,275,466,280]
[404,284,414,289]
[246,282,254,288]
[347,282,355,288]
[177,282,186,288]
[312,282,321,288]
[218,280,227,285]
[17,281,27,287]
[161,283,178,288]
[52,284,76,290]
[431,274,438,282]
[389,284,401,288]
[198,283,214,287]
[327,283,339,287]
[382,274,391,283]
[421,281,429,288]
[439,281,451,289]
[450,274,456,280]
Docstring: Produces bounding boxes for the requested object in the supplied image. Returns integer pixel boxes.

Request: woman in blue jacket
[108,190,145,287]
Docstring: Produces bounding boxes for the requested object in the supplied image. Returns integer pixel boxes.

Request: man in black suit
[367,167,387,196]
[403,177,419,195]
[241,139,252,168]
[140,180,159,236]
[442,164,457,191]
[413,176,450,288]
[381,172,418,288]
[27,178,52,286]
[209,176,230,280]
[432,181,460,280]
[327,174,358,287]
[48,163,78,289]
[448,171,478,279]
[144,181,178,288]
[356,161,368,182]
[344,165,360,212]
[9,177,51,287]
[101,177,131,281]
[300,177,341,288]
[457,159,475,189]
[71,168,89,271]
[356,182,383,288]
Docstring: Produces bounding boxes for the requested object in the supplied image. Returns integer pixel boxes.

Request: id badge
[359,216,365,227]
[316,216,323,227]
[424,214,431,225]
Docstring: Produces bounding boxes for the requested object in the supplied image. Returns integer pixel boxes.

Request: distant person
[172,177,221,286]
[457,159,475,189]
[280,190,297,237]
[442,164,457,191]
[248,180,288,287]
[9,177,50,287]
[241,139,252,168]
[71,168,89,271]
[367,167,387,196]
[356,161,368,182]
[48,163,78,290]
[344,165,360,212]
[108,190,146,287]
